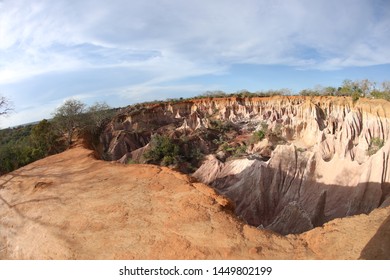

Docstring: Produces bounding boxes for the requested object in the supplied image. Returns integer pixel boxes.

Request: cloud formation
[2,0,390,81]
[0,0,390,126]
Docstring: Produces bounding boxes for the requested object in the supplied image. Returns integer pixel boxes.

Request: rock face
[0,146,389,259]
[192,97,390,234]
[102,96,390,235]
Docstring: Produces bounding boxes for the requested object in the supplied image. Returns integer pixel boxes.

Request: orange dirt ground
[0,146,389,259]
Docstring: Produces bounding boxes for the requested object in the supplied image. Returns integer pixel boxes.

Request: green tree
[299,89,318,96]
[371,81,390,101]
[0,124,32,174]
[52,99,86,147]
[52,99,113,149]
[382,81,390,93]
[337,79,363,102]
[358,79,375,97]
[84,102,112,132]
[81,102,114,149]
[323,86,337,96]
[30,119,63,157]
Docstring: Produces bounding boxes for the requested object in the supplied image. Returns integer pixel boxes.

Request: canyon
[1,95,389,259]
[102,96,390,235]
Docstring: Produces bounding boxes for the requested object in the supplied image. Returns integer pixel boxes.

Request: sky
[0,0,390,127]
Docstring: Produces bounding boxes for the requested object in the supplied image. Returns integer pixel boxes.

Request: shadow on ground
[359,215,390,259]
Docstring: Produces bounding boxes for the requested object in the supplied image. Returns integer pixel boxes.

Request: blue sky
[0,0,390,127]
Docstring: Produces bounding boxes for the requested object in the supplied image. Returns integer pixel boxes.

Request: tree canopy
[0,98,114,175]
[52,99,86,147]
[52,99,114,148]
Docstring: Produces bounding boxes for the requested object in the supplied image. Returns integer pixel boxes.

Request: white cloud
[1,0,390,126]
[1,0,389,84]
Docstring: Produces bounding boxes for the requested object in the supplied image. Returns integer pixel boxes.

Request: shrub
[234,145,247,156]
[144,135,179,165]
[352,92,360,103]
[0,121,65,175]
[210,119,234,133]
[189,148,203,163]
[249,129,266,144]
[367,137,385,156]
[220,143,247,158]
[161,155,176,166]
[267,123,286,145]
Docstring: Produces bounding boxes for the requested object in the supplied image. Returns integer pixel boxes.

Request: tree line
[130,79,390,106]
[298,79,390,101]
[0,99,114,175]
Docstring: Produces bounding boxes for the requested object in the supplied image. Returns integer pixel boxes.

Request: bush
[233,145,247,156]
[249,129,266,144]
[30,119,64,156]
[161,155,176,166]
[143,134,206,172]
[352,92,360,103]
[0,121,65,175]
[210,119,235,133]
[144,135,179,165]
[219,143,247,158]
[367,137,384,156]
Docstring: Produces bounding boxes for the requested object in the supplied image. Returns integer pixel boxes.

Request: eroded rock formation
[102,96,390,235]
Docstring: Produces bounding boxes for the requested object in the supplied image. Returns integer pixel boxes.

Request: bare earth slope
[1,146,389,259]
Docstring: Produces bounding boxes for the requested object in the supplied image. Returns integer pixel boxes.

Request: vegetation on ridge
[0,99,114,175]
[117,79,390,110]
[52,99,114,149]
[0,120,65,175]
[1,78,390,174]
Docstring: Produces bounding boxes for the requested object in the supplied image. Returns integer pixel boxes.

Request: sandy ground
[0,146,389,259]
